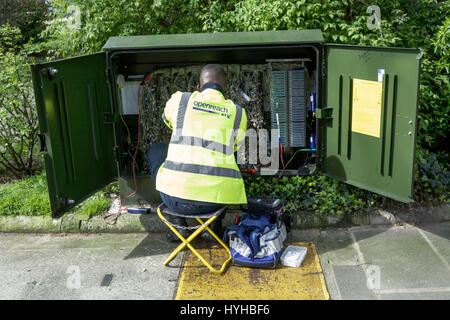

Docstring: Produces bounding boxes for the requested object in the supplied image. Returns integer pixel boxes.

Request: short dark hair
[200,64,226,81]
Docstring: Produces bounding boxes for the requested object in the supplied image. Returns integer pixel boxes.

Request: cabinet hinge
[316,107,333,120]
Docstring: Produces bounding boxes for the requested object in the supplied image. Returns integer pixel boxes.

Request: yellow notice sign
[351,78,383,138]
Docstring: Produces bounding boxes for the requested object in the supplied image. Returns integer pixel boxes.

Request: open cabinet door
[321,44,422,202]
[31,53,118,217]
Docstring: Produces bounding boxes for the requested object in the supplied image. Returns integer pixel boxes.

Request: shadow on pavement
[123,214,212,261]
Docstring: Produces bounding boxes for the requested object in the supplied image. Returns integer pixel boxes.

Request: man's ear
[197,84,200,91]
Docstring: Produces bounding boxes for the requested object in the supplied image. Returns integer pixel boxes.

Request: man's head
[197,64,227,93]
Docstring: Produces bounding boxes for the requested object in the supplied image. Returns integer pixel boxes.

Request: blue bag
[222,211,288,269]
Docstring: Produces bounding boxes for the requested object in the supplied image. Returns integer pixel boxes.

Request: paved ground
[0,222,449,300]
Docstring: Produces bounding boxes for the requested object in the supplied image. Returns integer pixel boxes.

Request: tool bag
[222,210,288,269]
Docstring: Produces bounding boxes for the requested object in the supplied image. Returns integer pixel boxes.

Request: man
[146,64,248,242]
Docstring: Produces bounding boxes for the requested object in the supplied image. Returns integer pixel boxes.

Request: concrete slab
[0,248,64,299]
[289,228,360,300]
[352,226,450,290]
[416,222,450,266]
[378,290,450,300]
[0,233,183,300]
[332,265,378,300]
[1,222,449,300]
[24,248,182,300]
[291,225,450,300]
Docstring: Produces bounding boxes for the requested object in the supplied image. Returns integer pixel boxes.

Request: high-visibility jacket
[156,87,248,204]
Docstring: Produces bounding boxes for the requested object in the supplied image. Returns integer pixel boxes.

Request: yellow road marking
[175,242,329,300]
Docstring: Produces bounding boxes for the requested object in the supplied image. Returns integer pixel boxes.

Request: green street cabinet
[30,29,422,217]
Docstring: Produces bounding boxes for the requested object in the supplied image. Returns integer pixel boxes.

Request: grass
[69,190,112,219]
[0,172,51,216]
[0,171,116,217]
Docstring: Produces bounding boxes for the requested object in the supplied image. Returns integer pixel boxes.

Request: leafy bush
[431,16,449,74]
[202,0,449,212]
[419,15,449,163]
[201,0,449,162]
[0,0,49,46]
[245,175,380,215]
[0,25,42,179]
[245,147,449,215]
[40,0,206,58]
[41,0,448,161]
[4,0,445,215]
[414,148,450,204]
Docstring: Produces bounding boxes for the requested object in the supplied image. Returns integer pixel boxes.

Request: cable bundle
[138,64,271,169]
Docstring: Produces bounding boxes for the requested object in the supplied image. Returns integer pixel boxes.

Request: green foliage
[431,16,450,73]
[245,146,448,215]
[419,15,449,160]
[419,57,449,160]
[0,25,42,179]
[0,171,51,216]
[68,181,119,217]
[41,0,449,160]
[41,0,206,58]
[414,148,450,204]
[245,175,380,215]
[0,171,117,216]
[69,192,111,216]
[0,0,49,46]
[15,0,448,214]
[200,0,449,162]
[202,0,401,46]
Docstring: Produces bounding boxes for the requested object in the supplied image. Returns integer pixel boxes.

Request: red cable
[104,80,145,224]
[103,197,126,224]
[125,85,142,198]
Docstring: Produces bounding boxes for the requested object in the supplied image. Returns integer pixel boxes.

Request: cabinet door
[31,52,118,217]
[321,44,422,202]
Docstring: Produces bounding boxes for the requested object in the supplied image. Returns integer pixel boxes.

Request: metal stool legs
[157,205,231,274]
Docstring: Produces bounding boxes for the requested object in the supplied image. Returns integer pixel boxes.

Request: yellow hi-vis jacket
[155,87,248,204]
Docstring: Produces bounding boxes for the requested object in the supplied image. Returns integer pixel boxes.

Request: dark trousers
[146,143,224,216]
